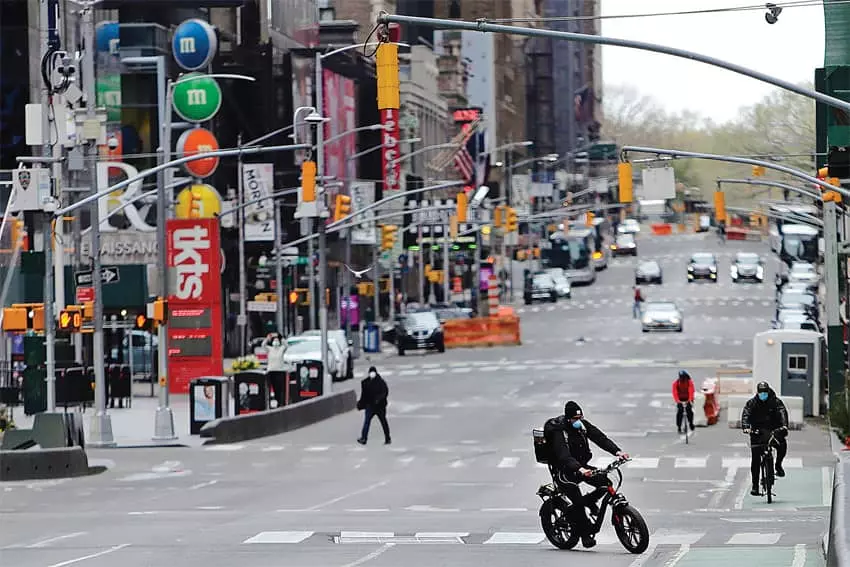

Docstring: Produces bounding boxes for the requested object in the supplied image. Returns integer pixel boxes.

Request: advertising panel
[381,108,401,195]
[349,181,376,245]
[323,69,356,209]
[166,218,223,393]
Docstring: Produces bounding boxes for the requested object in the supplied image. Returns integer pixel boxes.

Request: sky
[601,0,825,123]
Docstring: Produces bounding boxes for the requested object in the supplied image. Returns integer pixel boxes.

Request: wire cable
[485,0,839,24]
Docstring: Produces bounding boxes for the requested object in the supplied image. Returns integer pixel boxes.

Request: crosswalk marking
[340,531,394,539]
[449,460,466,468]
[483,532,545,545]
[675,457,708,468]
[726,532,782,545]
[304,445,330,452]
[413,532,469,539]
[243,531,314,544]
[497,457,519,468]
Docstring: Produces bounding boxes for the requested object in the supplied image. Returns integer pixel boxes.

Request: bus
[541,228,599,285]
[767,203,820,254]
[775,224,820,267]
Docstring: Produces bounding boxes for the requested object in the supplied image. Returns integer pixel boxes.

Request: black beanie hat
[564,400,583,418]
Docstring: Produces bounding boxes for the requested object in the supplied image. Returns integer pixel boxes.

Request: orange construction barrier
[443,315,521,348]
[650,223,672,235]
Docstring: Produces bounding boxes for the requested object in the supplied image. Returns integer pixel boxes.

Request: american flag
[454,131,486,184]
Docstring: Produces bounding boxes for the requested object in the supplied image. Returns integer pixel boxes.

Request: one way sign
[75,267,121,286]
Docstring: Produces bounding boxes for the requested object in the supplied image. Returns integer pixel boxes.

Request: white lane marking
[481,507,528,512]
[652,531,705,545]
[674,457,708,468]
[304,445,330,452]
[340,531,394,539]
[421,363,441,369]
[189,480,218,490]
[46,544,131,567]
[284,480,389,512]
[497,457,520,468]
[823,467,833,507]
[424,368,446,375]
[663,544,691,567]
[345,508,390,513]
[726,532,782,545]
[397,456,415,466]
[243,531,314,544]
[483,532,545,544]
[398,370,418,376]
[196,506,223,510]
[26,532,87,548]
[414,532,469,539]
[650,400,664,408]
[627,543,659,567]
[339,543,395,567]
[404,505,460,512]
[449,460,466,468]
[454,367,473,373]
[722,457,751,469]
[261,445,286,452]
[627,458,660,469]
[204,444,245,451]
[792,544,807,567]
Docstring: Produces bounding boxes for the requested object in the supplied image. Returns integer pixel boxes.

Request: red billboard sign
[381,108,401,194]
[322,69,356,208]
[452,108,482,123]
[165,218,223,393]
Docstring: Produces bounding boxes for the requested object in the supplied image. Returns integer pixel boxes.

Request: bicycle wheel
[761,453,774,503]
[613,504,650,554]
[539,498,580,550]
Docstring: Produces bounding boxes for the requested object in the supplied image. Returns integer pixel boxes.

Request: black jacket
[358,374,389,410]
[741,388,788,432]
[544,416,621,474]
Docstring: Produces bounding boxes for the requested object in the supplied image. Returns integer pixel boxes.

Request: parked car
[611,233,638,257]
[432,305,474,325]
[687,252,718,282]
[776,261,819,288]
[395,310,445,355]
[697,215,711,232]
[618,218,641,234]
[773,308,820,332]
[635,260,663,285]
[524,273,558,305]
[282,339,339,379]
[301,329,354,381]
[776,289,820,321]
[641,301,684,332]
[731,252,764,283]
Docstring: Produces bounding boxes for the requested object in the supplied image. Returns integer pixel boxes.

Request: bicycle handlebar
[591,456,631,476]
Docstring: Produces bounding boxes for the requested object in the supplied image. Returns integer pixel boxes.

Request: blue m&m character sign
[172,19,218,71]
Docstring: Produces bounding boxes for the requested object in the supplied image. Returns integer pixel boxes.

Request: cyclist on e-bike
[741,381,789,496]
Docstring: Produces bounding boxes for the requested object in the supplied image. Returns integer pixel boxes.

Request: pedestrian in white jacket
[262,333,287,406]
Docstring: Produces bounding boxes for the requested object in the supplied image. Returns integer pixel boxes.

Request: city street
[0,231,835,567]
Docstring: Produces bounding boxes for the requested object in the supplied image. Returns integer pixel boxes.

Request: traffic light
[456,192,468,223]
[493,205,505,228]
[752,165,766,177]
[301,160,317,203]
[449,215,458,239]
[505,207,518,232]
[59,307,83,332]
[152,297,167,324]
[189,186,203,218]
[289,290,298,304]
[134,313,151,331]
[376,25,401,110]
[618,162,633,203]
[381,224,398,250]
[714,190,726,222]
[334,194,352,222]
[585,211,594,227]
[818,166,829,179]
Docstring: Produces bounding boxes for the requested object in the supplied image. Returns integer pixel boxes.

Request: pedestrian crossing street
[352,358,749,380]
[204,442,809,473]
[242,529,811,548]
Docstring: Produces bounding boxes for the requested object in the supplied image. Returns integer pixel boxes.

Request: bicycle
[676,402,693,444]
[745,428,780,503]
[534,452,650,554]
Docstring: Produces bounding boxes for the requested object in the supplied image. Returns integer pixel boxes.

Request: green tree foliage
[602,83,816,206]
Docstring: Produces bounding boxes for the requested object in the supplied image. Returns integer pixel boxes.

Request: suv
[395,310,445,356]
[524,273,558,305]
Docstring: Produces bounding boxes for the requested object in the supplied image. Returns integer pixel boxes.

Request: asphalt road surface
[0,231,835,567]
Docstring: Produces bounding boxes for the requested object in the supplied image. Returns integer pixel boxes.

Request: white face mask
[368,372,376,378]
[272,339,281,346]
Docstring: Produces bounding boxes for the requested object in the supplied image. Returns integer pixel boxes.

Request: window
[788,354,808,372]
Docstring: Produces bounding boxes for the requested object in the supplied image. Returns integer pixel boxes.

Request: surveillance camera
[107,136,119,150]
[765,12,778,24]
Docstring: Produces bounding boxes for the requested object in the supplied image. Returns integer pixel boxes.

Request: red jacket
[672,378,695,403]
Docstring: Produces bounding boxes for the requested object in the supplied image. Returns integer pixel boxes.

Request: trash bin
[189,376,231,435]
[295,361,323,399]
[364,323,381,353]
[233,371,269,416]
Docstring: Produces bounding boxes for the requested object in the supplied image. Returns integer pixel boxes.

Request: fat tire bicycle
[746,428,782,503]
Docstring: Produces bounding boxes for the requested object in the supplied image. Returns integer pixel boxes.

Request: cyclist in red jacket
[672,370,695,433]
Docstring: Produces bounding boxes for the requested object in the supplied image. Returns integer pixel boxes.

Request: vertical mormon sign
[172,19,218,72]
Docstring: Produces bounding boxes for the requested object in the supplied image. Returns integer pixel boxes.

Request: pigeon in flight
[344,263,375,279]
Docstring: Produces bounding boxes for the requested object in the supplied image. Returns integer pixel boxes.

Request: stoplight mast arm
[622,146,848,198]
[716,178,821,202]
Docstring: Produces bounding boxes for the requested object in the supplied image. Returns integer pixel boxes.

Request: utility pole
[273,202,285,334]
[314,51,330,396]
[442,213,450,303]
[237,134,248,354]
[824,200,844,403]
[81,4,114,446]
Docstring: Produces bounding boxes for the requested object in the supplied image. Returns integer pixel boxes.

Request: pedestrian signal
[135,314,148,330]
[59,307,83,332]
[289,291,298,304]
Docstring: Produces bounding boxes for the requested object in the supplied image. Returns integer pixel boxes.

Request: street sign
[74,266,120,286]
[176,127,220,178]
[172,18,218,71]
[247,301,277,313]
[76,287,94,303]
[172,72,222,123]
[175,184,222,219]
